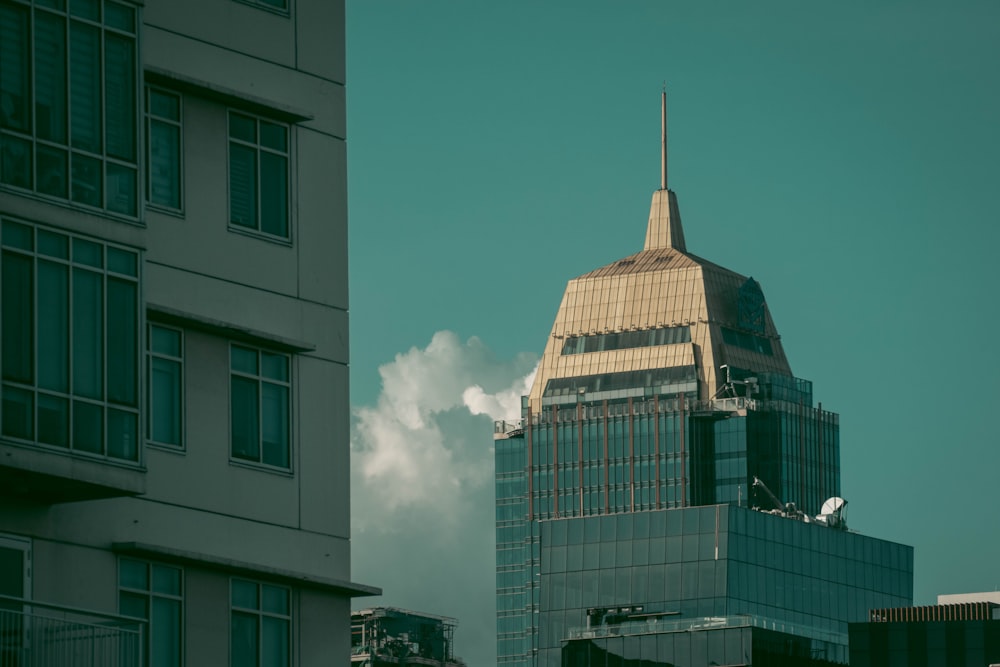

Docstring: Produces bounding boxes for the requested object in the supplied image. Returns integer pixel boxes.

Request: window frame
[229,578,292,667]
[144,86,183,214]
[118,557,184,667]
[228,343,292,472]
[0,0,142,220]
[226,110,291,242]
[1,216,142,464]
[231,0,290,17]
[146,323,184,450]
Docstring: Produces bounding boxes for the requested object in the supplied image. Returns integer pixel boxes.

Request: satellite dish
[821,497,847,515]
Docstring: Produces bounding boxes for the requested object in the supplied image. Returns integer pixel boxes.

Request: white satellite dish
[821,497,847,515]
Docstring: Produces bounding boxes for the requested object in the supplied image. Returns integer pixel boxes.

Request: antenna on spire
[660,85,668,191]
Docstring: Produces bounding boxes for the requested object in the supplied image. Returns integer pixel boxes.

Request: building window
[230,345,289,469]
[230,579,290,667]
[119,559,183,667]
[145,88,182,211]
[0,0,139,217]
[228,111,289,239]
[1,218,140,461]
[148,324,183,448]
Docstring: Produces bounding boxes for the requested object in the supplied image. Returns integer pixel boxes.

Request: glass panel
[260,122,286,152]
[106,163,136,215]
[231,580,258,609]
[261,383,288,468]
[151,357,181,445]
[231,346,258,374]
[231,611,258,667]
[229,144,257,228]
[261,585,288,615]
[149,120,180,208]
[119,559,148,590]
[104,1,135,33]
[151,327,181,357]
[107,247,137,276]
[152,565,181,596]
[107,278,137,405]
[36,145,68,197]
[70,22,101,153]
[0,3,30,132]
[72,268,103,398]
[71,0,100,21]
[72,400,103,453]
[72,238,103,267]
[71,153,103,206]
[104,34,135,161]
[37,230,68,260]
[260,353,287,382]
[149,90,179,121]
[119,591,147,619]
[0,134,31,188]
[37,394,69,447]
[35,13,68,143]
[152,597,181,667]
[229,113,255,143]
[262,616,289,667]
[1,221,32,250]
[38,261,69,391]
[1,385,33,440]
[231,376,259,461]
[2,252,32,383]
[259,153,287,236]
[107,407,137,460]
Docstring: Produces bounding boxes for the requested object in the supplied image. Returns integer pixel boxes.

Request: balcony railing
[564,613,846,646]
[0,596,143,667]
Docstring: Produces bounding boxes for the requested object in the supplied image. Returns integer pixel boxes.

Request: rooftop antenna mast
[661,84,668,191]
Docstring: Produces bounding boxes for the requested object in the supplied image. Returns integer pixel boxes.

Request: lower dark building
[563,623,847,667]
[539,505,912,666]
[849,600,1000,666]
[350,607,466,667]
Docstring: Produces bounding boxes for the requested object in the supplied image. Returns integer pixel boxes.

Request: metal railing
[0,595,143,667]
[565,613,846,646]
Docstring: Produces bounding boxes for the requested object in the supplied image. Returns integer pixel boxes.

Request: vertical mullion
[63,7,73,183]
[143,87,150,202]
[145,324,151,441]
[254,121,262,232]
[67,246,74,451]
[98,14,106,208]
[100,246,107,454]
[31,239,39,440]
[256,352,264,464]
[256,583,264,666]
[29,6,37,190]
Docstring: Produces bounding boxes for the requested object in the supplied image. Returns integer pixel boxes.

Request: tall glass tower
[494,96,910,666]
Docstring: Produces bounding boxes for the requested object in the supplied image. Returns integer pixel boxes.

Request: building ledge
[0,440,145,503]
[113,541,381,597]
[147,304,316,353]
[144,67,313,124]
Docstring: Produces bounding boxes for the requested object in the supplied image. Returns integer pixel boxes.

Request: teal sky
[346,2,1000,664]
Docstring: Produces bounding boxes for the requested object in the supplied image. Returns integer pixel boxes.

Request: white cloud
[350,331,537,667]
[352,330,536,518]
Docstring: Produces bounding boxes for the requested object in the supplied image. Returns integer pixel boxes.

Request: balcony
[0,596,143,667]
[0,440,146,503]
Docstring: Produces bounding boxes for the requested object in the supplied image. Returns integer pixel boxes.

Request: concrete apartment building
[0,0,377,664]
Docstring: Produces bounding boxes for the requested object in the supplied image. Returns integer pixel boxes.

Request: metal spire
[661,86,668,191]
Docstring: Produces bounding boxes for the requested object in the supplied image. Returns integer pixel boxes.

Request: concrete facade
[0,0,375,665]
